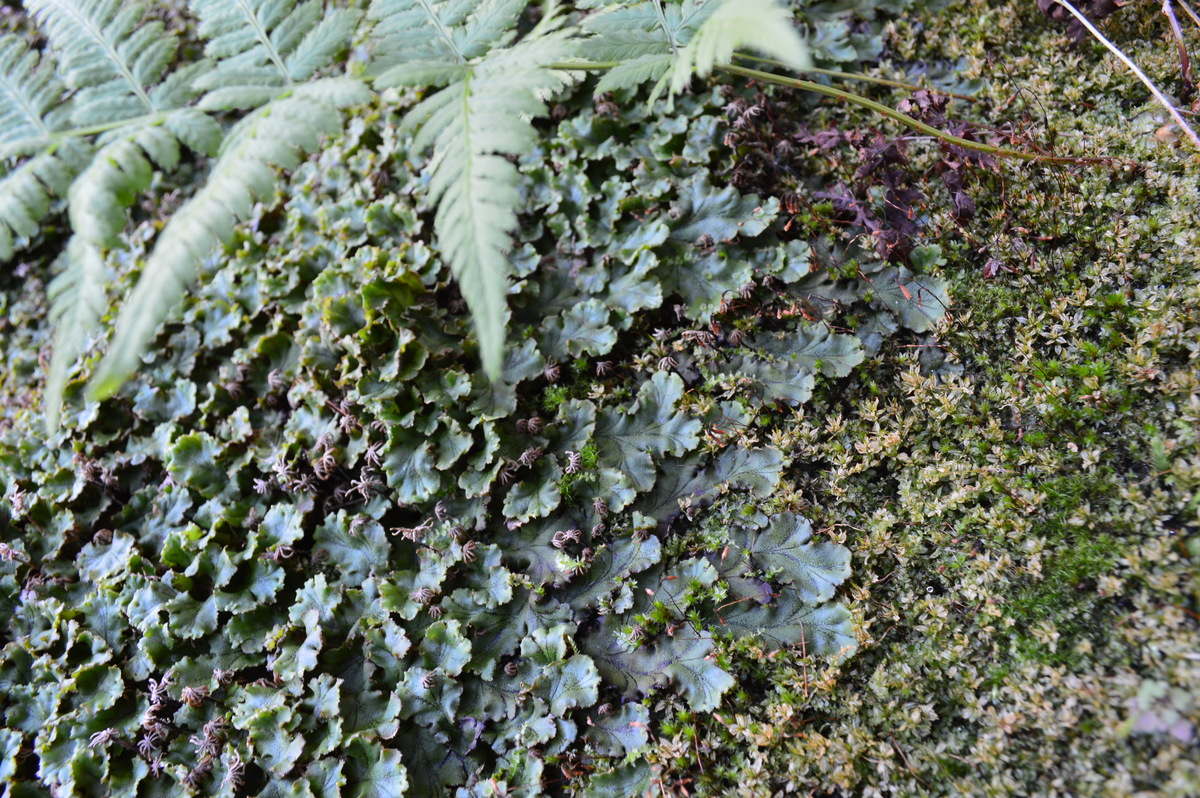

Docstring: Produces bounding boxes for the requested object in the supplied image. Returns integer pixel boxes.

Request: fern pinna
[0,0,809,427]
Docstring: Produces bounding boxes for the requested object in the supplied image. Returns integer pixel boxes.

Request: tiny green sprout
[561,554,590,573]
[543,385,570,413]
[558,473,578,500]
[580,443,600,470]
[1103,291,1128,311]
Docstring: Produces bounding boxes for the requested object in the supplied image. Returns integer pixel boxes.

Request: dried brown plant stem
[1178,0,1200,29]
[1162,0,1195,98]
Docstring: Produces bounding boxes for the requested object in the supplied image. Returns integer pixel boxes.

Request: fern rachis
[372,0,575,377]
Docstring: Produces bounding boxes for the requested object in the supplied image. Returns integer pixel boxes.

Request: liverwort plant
[1,0,815,427]
[0,54,961,792]
[0,0,968,794]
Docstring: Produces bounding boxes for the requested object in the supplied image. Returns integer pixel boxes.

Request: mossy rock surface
[641,1,1200,795]
[2,0,1199,795]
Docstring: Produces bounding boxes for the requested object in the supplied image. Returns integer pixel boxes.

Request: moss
[642,0,1200,794]
[2,0,1198,793]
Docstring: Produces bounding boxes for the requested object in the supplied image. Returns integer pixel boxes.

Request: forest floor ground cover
[0,0,1197,795]
[641,1,1200,795]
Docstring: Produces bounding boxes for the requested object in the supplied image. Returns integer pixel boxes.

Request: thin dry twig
[1053,0,1200,149]
[1162,0,1195,99]
[1178,0,1200,30]
[890,733,930,787]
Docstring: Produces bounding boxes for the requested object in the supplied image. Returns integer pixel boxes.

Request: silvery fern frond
[0,35,71,159]
[22,0,229,423]
[90,78,372,398]
[580,0,713,96]
[45,238,108,429]
[581,0,807,106]
[0,10,213,266]
[375,3,575,378]
[25,0,180,125]
[44,108,221,425]
[366,0,527,87]
[666,0,809,96]
[4,0,368,423]
[17,0,218,249]
[191,0,361,109]
[67,110,224,249]
[0,36,88,259]
[0,144,92,261]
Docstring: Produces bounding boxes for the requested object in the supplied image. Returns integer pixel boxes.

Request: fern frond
[594,51,673,95]
[666,0,808,98]
[397,33,573,378]
[89,78,371,398]
[45,238,108,430]
[581,0,807,105]
[149,61,215,113]
[367,0,525,78]
[367,0,471,68]
[0,142,92,260]
[26,0,177,125]
[286,7,361,81]
[0,24,209,265]
[454,0,526,59]
[46,107,218,418]
[0,35,70,159]
[373,61,469,88]
[581,1,715,58]
[192,0,361,110]
[66,111,221,248]
[67,138,155,247]
[160,108,226,158]
[581,0,712,96]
